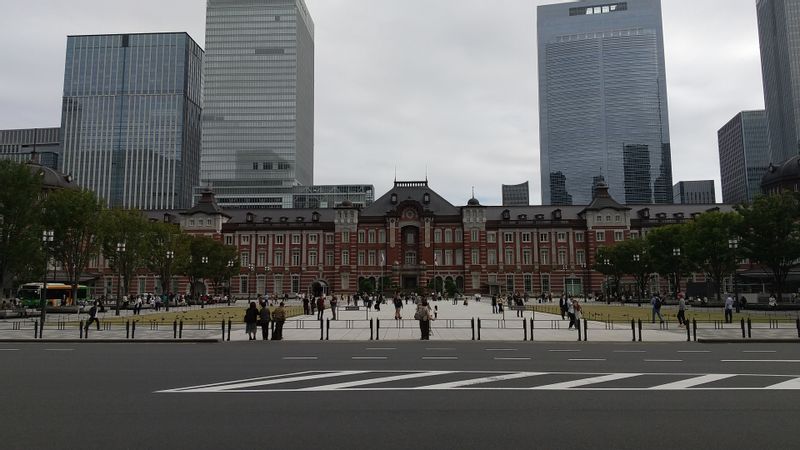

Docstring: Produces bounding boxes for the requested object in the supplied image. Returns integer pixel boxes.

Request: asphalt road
[2,342,799,450]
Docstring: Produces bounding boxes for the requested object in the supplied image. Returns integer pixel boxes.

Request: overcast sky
[0,0,765,205]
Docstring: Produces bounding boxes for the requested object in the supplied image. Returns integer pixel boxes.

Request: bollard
[227,319,232,342]
[692,318,697,342]
[530,318,535,342]
[126,321,130,339]
[583,319,588,342]
[747,318,752,339]
[131,321,136,340]
[797,318,800,338]
[173,320,178,339]
[376,319,380,341]
[471,318,475,341]
[637,319,643,342]
[320,318,324,341]
[686,320,691,342]
[34,321,39,339]
[577,321,582,342]
[179,320,183,339]
[523,319,528,341]
[477,318,482,341]
[631,319,636,342]
[369,318,374,341]
[741,318,746,339]
[79,320,84,339]
[326,319,330,341]
[222,321,226,341]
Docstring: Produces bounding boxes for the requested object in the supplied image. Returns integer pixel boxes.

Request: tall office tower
[757,0,800,165]
[60,33,203,210]
[538,0,673,205]
[0,128,61,169]
[718,110,770,204]
[672,180,716,205]
[502,182,531,206]
[202,0,315,209]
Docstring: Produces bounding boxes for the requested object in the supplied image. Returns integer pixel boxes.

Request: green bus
[17,283,90,308]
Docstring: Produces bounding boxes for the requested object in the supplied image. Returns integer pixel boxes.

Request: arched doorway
[311,280,329,297]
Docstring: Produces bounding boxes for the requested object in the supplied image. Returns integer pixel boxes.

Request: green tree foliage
[359,277,376,294]
[595,246,624,299]
[143,221,190,296]
[42,188,104,304]
[645,224,694,298]
[0,160,43,297]
[99,209,149,313]
[181,235,239,298]
[614,238,652,301]
[737,192,800,302]
[444,278,458,297]
[683,211,741,301]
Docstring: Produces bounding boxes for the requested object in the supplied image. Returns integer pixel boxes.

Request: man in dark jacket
[258,301,271,340]
[85,302,101,331]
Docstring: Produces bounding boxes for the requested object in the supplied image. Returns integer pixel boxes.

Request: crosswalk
[158,370,800,393]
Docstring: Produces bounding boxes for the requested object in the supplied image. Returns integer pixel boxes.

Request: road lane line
[765,377,800,390]
[303,371,450,391]
[283,357,319,360]
[422,356,458,360]
[549,350,580,353]
[678,351,710,353]
[351,357,387,360]
[45,349,75,351]
[531,373,640,390]
[426,348,456,351]
[569,358,606,361]
[170,371,367,393]
[366,348,396,351]
[485,348,518,352]
[742,351,777,353]
[417,372,543,390]
[614,351,646,353]
[645,359,683,362]
[722,360,800,363]
[650,374,735,390]
[0,349,20,351]
[494,357,532,361]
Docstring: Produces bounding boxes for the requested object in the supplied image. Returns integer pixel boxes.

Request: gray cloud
[0,0,765,205]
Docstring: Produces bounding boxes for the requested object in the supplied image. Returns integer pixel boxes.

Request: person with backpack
[414,299,433,340]
[651,294,664,324]
[244,302,259,340]
[258,301,271,340]
[566,297,576,329]
[330,295,338,320]
[394,296,403,320]
[84,302,101,331]
[316,296,325,321]
[677,294,687,327]
[271,302,287,340]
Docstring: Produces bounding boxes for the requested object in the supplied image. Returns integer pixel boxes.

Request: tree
[444,278,458,298]
[143,221,190,298]
[737,192,800,302]
[99,209,149,314]
[595,246,624,300]
[180,236,239,301]
[359,277,376,294]
[0,160,44,298]
[614,238,653,303]
[683,211,741,302]
[646,224,694,299]
[42,189,104,306]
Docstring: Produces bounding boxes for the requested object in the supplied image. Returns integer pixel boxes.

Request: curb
[697,339,800,344]
[0,339,219,344]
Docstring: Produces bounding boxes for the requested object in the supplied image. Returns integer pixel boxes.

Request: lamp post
[603,258,611,303]
[671,248,681,300]
[580,262,588,300]
[40,230,54,329]
[115,242,126,316]
[633,254,641,306]
[165,250,174,312]
[227,260,235,305]
[248,263,255,303]
[201,256,208,308]
[729,238,740,313]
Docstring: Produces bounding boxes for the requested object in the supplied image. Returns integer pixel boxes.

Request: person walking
[244,302,259,340]
[573,298,583,326]
[724,295,734,324]
[84,302,101,331]
[651,294,664,324]
[559,296,566,320]
[258,301,271,340]
[394,296,403,320]
[515,295,524,318]
[309,294,316,316]
[330,295,338,320]
[566,297,576,329]
[677,294,687,327]
[316,296,325,321]
[271,302,286,340]
[491,295,498,314]
[415,299,433,340]
[302,296,310,315]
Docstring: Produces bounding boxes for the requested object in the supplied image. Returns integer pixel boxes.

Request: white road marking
[159,372,314,392]
[722,360,800,363]
[282,357,318,360]
[426,348,456,351]
[366,348,396,351]
[614,350,646,353]
[303,371,450,391]
[0,349,20,351]
[531,373,641,390]
[765,377,800,390]
[650,374,736,390]
[678,351,710,353]
[485,348,518,352]
[742,351,777,353]
[351,357,387,360]
[45,349,74,351]
[569,358,606,361]
[422,356,458,360]
[495,357,532,361]
[645,359,683,362]
[162,371,366,393]
[549,350,580,353]
[417,372,543,390]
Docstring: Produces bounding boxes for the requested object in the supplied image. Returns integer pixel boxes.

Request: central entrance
[402,275,418,290]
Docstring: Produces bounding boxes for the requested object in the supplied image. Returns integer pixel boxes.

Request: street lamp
[247,263,255,303]
[165,250,174,312]
[115,242,126,316]
[729,238,740,313]
[227,260,235,305]
[603,258,611,303]
[40,230,54,330]
[200,256,208,308]
[672,248,681,300]
[633,254,641,306]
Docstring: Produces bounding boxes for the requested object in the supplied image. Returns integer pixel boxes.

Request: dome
[467,197,481,206]
[340,199,354,208]
[762,156,800,188]
[26,161,76,190]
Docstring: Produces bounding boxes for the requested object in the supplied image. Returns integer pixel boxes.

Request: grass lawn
[533,304,800,324]
[81,305,304,325]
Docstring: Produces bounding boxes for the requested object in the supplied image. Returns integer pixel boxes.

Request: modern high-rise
[60,33,203,210]
[672,181,716,205]
[538,0,673,205]
[757,0,800,165]
[0,128,61,170]
[201,0,315,209]
[718,110,770,204]
[502,182,530,206]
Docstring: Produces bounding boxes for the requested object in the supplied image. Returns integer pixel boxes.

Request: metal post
[126,321,130,339]
[796,318,800,339]
[523,319,528,342]
[369,318,374,340]
[131,321,136,340]
[471,318,475,341]
[530,318,534,342]
[741,318,746,339]
[631,319,636,342]
[222,321,226,341]
[577,321,582,342]
[376,319,380,341]
[173,320,178,339]
[637,319,642,342]
[583,318,588,342]
[227,319,232,342]
[747,318,752,339]
[692,318,697,342]
[477,318,481,341]
[34,321,39,339]
[686,320,691,342]
[320,318,324,341]
[326,319,330,341]
[79,320,84,339]
[179,320,183,339]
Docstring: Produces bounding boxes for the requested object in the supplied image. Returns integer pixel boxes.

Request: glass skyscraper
[757,0,800,165]
[502,182,530,206]
[717,110,770,204]
[60,33,203,210]
[538,0,673,205]
[0,127,61,170]
[201,0,314,209]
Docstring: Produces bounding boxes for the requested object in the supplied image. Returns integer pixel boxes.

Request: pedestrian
[309,294,316,315]
[677,294,687,327]
[724,295,734,324]
[515,295,524,318]
[498,297,504,314]
[651,295,664,324]
[566,297,576,329]
[316,296,325,321]
[271,302,286,340]
[573,298,582,326]
[244,302,258,340]
[559,296,566,320]
[84,301,101,331]
[491,295,498,314]
[415,299,433,340]
[394,296,403,320]
[330,295,338,320]
[302,296,310,315]
[259,301,271,340]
